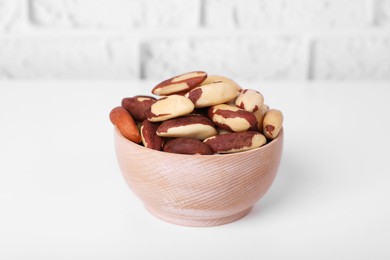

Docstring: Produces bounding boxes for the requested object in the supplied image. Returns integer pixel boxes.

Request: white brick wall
[30,0,200,29]
[0,0,389,81]
[0,0,24,32]
[312,36,390,80]
[0,36,138,79]
[374,0,390,26]
[142,36,307,80]
[204,0,369,29]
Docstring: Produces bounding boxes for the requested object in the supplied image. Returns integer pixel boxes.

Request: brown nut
[122,95,156,122]
[204,131,267,153]
[208,104,257,132]
[262,109,283,139]
[156,114,217,140]
[140,120,163,151]
[163,138,213,155]
[110,106,141,143]
[151,71,207,96]
[185,81,239,108]
[148,95,195,122]
[200,75,241,91]
[235,89,264,112]
[253,104,269,131]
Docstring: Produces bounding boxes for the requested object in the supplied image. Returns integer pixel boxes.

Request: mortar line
[370,0,379,26]
[307,36,316,81]
[199,0,206,27]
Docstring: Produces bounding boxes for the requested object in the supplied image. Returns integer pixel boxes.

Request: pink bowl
[114,127,283,227]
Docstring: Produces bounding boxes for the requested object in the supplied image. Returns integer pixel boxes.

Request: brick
[374,0,390,26]
[141,36,306,80]
[312,36,390,80]
[30,0,200,29]
[0,0,23,31]
[0,36,138,79]
[204,0,369,29]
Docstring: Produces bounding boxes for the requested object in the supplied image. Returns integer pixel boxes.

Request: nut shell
[163,138,213,155]
[208,104,257,132]
[148,95,195,122]
[122,95,156,122]
[262,109,283,139]
[140,120,163,150]
[185,81,239,108]
[109,106,141,143]
[200,75,241,91]
[157,114,217,140]
[204,131,267,153]
[152,71,207,96]
[235,89,264,112]
[253,104,269,131]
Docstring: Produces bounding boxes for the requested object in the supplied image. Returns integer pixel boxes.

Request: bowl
[113,127,283,227]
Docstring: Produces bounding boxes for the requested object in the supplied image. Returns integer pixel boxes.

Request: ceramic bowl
[114,127,283,227]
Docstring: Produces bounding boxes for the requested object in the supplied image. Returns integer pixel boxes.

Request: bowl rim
[114,126,283,158]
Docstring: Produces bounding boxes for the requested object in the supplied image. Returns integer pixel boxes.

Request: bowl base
[145,206,253,227]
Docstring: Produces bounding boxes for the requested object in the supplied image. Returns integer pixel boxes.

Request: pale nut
[262,109,283,139]
[200,75,241,91]
[235,89,264,112]
[208,104,257,132]
[185,81,239,108]
[156,114,217,140]
[140,120,163,151]
[148,95,195,122]
[204,131,267,154]
[163,138,213,155]
[253,104,269,131]
[122,95,156,122]
[151,71,207,96]
[110,106,141,143]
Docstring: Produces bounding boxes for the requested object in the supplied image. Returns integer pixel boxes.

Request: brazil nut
[122,95,156,122]
[163,138,213,155]
[140,120,163,150]
[185,81,239,108]
[151,71,207,96]
[235,89,264,112]
[110,106,141,143]
[208,104,257,132]
[156,114,217,140]
[148,95,195,122]
[253,104,269,131]
[200,75,241,91]
[110,71,284,154]
[204,131,266,153]
[262,109,283,139]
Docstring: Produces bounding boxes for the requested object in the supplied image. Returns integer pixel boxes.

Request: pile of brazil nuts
[109,71,283,155]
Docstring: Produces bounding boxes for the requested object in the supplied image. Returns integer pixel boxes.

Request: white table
[1,80,390,260]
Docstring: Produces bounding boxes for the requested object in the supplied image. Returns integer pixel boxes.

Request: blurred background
[0,0,389,82]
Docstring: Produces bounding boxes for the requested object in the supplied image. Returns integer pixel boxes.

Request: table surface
[1,80,390,260]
